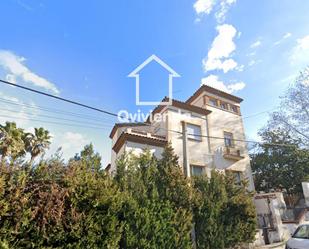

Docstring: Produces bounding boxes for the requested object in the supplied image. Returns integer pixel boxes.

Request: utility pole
[181,121,190,178]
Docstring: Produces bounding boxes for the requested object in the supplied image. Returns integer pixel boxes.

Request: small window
[224,132,234,147]
[233,172,242,185]
[209,98,218,107]
[230,105,238,113]
[220,102,228,110]
[187,124,202,141]
[191,165,204,176]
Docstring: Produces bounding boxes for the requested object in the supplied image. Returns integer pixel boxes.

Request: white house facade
[109,85,255,191]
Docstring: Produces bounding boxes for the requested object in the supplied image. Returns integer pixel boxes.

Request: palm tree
[0,122,25,163]
[24,127,51,164]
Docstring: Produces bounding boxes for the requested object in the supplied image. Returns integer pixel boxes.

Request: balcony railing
[223,146,244,161]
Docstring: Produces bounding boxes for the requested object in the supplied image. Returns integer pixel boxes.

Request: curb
[255,241,286,249]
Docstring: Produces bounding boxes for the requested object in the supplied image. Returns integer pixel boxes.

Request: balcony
[223,146,244,161]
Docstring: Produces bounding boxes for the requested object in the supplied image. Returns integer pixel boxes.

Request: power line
[0,97,116,123]
[183,132,297,148]
[243,109,275,119]
[0,78,295,148]
[0,107,114,128]
[0,113,112,131]
[0,79,119,118]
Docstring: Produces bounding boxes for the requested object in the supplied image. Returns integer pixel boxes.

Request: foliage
[23,127,51,164]
[0,122,25,162]
[192,171,257,249]
[115,148,193,249]
[0,122,51,165]
[0,122,257,248]
[270,67,309,146]
[251,128,309,194]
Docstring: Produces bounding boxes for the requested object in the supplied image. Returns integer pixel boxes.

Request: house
[109,85,255,191]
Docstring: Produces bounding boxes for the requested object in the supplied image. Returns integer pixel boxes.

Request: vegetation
[269,66,309,146]
[251,68,309,202]
[251,128,309,195]
[0,121,257,248]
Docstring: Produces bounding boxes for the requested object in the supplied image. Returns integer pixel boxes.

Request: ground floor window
[191,165,204,176]
[233,171,242,184]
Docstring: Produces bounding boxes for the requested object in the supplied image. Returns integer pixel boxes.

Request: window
[293,225,309,239]
[220,101,228,110]
[224,132,234,147]
[187,124,202,141]
[230,105,239,114]
[191,165,204,176]
[233,172,242,185]
[209,98,218,107]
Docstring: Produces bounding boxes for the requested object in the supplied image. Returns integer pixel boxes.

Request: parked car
[286,224,309,249]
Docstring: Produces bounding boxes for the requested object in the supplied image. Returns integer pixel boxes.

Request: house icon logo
[128,54,180,106]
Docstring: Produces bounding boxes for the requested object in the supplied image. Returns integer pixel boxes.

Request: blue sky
[0,0,309,166]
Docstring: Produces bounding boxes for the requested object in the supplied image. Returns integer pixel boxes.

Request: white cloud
[215,0,236,23]
[203,24,239,73]
[248,59,262,67]
[248,60,255,66]
[193,0,215,14]
[246,51,256,57]
[5,74,17,84]
[49,131,90,160]
[274,32,292,46]
[203,58,238,73]
[0,50,59,94]
[201,74,245,93]
[193,0,236,23]
[250,40,261,48]
[283,33,292,39]
[290,35,309,65]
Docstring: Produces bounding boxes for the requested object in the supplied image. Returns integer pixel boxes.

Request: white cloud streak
[193,0,236,23]
[274,32,292,46]
[250,40,261,48]
[201,74,245,93]
[0,50,59,94]
[290,35,309,65]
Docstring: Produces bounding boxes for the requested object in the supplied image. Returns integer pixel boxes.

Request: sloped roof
[112,132,167,153]
[186,85,243,104]
[109,122,148,139]
[146,97,211,123]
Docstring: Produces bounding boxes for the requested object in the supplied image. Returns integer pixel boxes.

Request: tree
[24,127,51,164]
[115,149,193,249]
[251,128,309,195]
[270,67,309,146]
[0,122,25,163]
[192,171,257,249]
[0,121,259,248]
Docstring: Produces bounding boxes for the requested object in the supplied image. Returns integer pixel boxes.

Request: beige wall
[164,108,211,174]
[190,92,255,190]
[125,142,164,159]
[110,140,165,173]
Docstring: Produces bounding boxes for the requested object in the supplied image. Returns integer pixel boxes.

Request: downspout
[181,121,190,178]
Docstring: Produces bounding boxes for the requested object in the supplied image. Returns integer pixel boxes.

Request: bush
[0,137,256,248]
